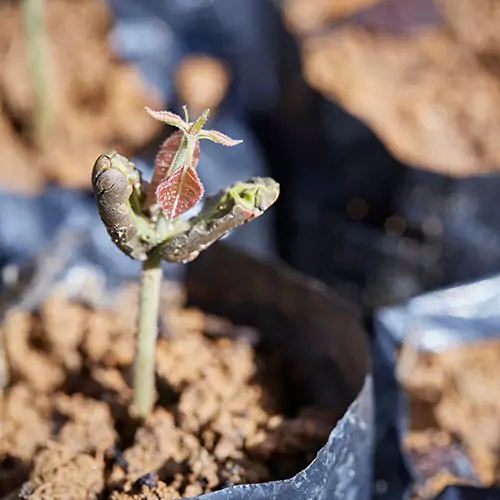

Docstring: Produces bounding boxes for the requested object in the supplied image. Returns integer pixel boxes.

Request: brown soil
[284,0,500,177]
[398,339,500,499]
[0,0,162,194]
[0,283,337,499]
[174,56,230,118]
[283,0,381,36]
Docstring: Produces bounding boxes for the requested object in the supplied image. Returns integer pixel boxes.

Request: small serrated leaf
[144,107,188,132]
[188,109,210,135]
[156,166,204,220]
[197,129,243,147]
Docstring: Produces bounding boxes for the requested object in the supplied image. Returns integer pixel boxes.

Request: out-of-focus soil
[398,339,500,498]
[0,0,162,194]
[283,0,500,177]
[0,283,337,499]
[174,55,231,118]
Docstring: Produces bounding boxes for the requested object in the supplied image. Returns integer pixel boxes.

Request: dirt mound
[1,283,337,499]
[0,0,161,194]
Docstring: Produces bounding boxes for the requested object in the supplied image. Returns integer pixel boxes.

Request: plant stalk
[133,252,162,418]
[22,0,50,149]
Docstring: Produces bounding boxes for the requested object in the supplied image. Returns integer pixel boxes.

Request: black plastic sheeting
[185,245,373,500]
[374,275,500,500]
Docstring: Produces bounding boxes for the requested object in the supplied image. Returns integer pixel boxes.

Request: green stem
[22,0,49,148]
[184,134,198,167]
[133,252,162,418]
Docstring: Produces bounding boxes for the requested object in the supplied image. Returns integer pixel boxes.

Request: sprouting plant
[92,106,279,418]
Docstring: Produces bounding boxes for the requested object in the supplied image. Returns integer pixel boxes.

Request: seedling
[92,106,279,418]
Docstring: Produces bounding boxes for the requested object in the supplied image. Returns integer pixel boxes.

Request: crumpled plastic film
[376,274,500,352]
[374,274,500,500]
[186,244,374,500]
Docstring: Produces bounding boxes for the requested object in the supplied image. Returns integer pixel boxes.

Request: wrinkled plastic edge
[194,375,374,500]
[376,273,500,352]
[373,273,500,499]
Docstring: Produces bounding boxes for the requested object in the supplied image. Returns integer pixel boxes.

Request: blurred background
[2,0,500,499]
[4,0,500,307]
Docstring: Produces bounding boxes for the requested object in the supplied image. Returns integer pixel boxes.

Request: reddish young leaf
[144,131,200,208]
[156,165,204,220]
[144,107,188,131]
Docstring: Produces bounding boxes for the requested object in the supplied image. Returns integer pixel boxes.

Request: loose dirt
[399,339,500,498]
[1,283,336,499]
[0,0,161,194]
